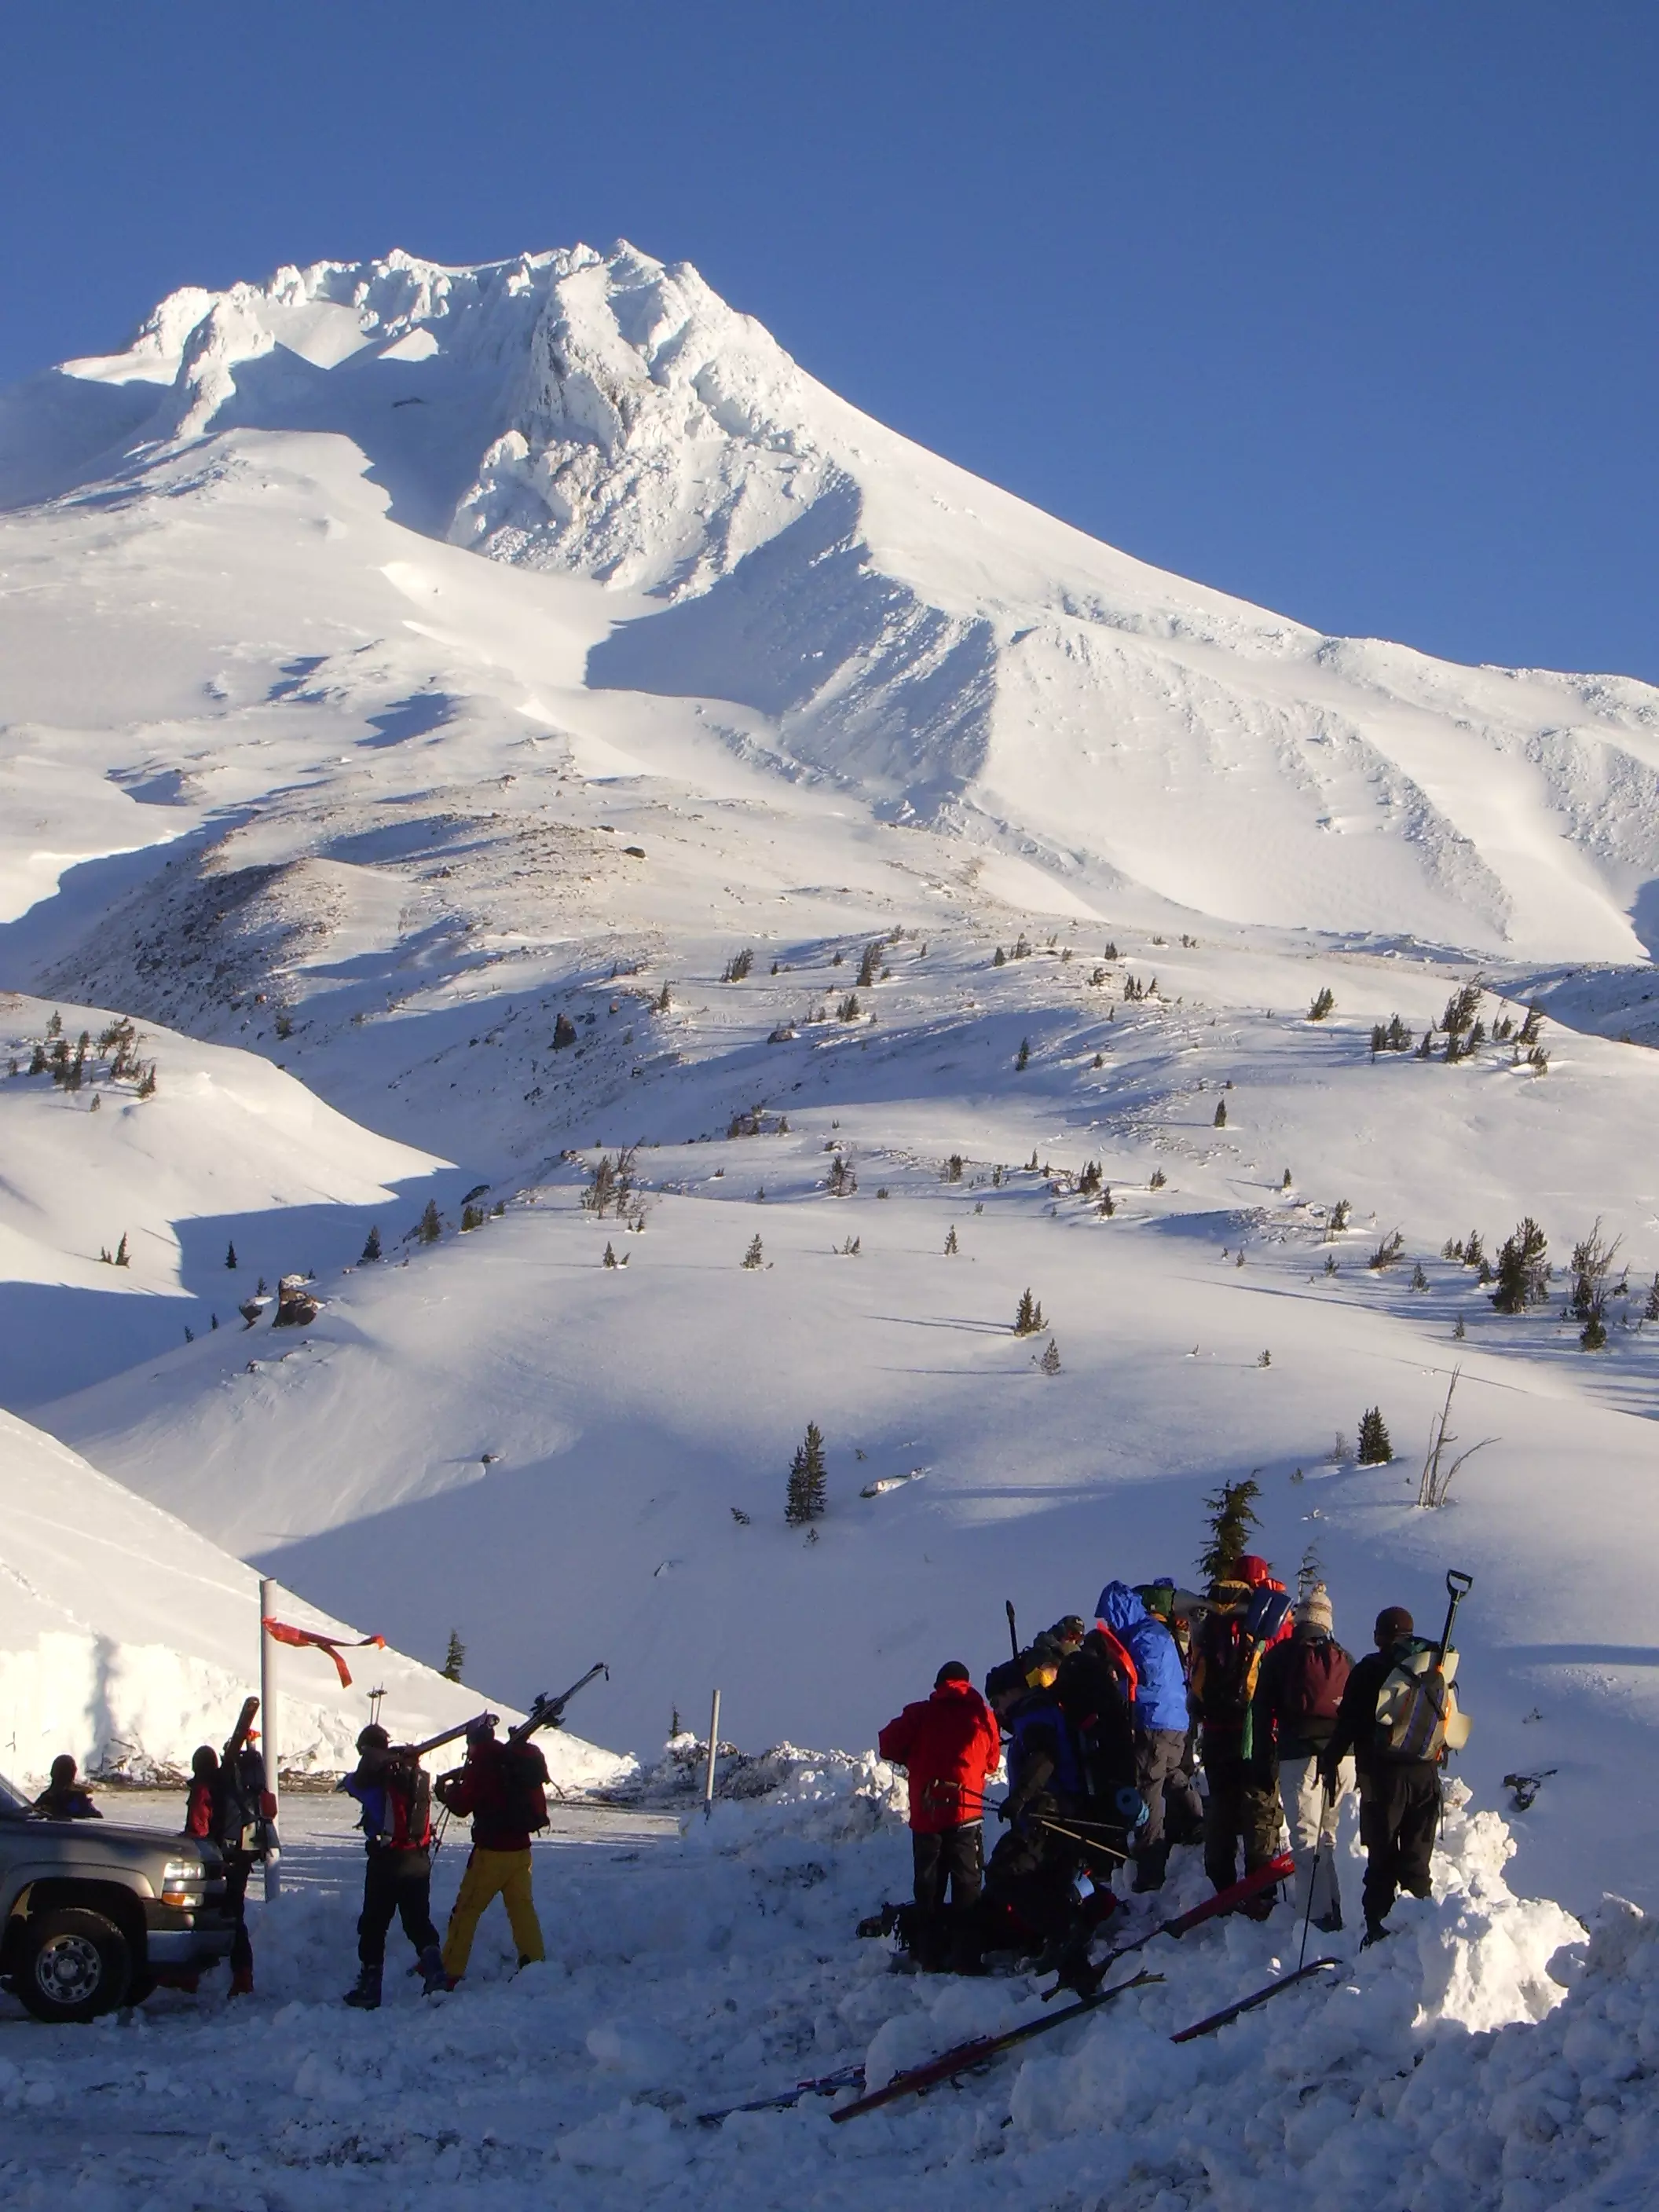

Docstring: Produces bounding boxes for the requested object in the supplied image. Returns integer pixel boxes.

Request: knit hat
[1238,1555,1273,1588]
[1295,1585,1335,1636]
[356,1723,390,1752]
[1375,1606,1414,1648]
[935,1661,971,1687]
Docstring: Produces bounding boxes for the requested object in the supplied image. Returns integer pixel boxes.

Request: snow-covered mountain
[5,241,1658,966]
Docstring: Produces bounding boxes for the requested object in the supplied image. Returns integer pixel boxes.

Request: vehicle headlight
[161,1859,207,1906]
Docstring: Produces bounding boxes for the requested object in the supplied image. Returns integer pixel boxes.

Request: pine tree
[721,947,754,983]
[1454,1315,1467,1340]
[993,946,1007,967]
[46,1011,61,1038]
[1307,987,1335,1021]
[137,1064,157,1098]
[361,1225,382,1262]
[785,1423,827,1525]
[1013,1288,1046,1335]
[1213,1099,1227,1127]
[1016,1038,1031,1071]
[943,1226,958,1255]
[417,1199,442,1245]
[1198,1476,1261,1583]
[943,1154,964,1183]
[856,941,883,988]
[441,1630,466,1683]
[743,1233,764,1269]
[1357,1407,1393,1463]
[837,993,861,1022]
[656,982,672,1013]
[1149,1168,1166,1189]
[225,1241,238,1269]
[553,1012,577,1049]
[1491,1218,1549,1313]
[1039,1338,1062,1375]
[461,1203,485,1231]
[602,1241,618,1268]
[1411,1261,1429,1291]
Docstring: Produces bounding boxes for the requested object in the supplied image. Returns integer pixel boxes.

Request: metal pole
[703,1689,721,1820]
[258,1578,280,1900]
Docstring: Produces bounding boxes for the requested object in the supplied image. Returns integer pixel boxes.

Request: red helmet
[1237,1555,1273,1588]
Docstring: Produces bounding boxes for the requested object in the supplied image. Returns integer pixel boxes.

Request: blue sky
[2,4,1653,681]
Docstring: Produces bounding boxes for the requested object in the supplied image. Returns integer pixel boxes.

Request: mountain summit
[4,240,1658,955]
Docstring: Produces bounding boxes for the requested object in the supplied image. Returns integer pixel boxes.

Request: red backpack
[1283,1639,1351,1730]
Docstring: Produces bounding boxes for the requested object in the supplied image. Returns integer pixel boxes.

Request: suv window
[0,1772,37,1818]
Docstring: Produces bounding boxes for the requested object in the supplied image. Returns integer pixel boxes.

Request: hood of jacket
[1095,1580,1149,1636]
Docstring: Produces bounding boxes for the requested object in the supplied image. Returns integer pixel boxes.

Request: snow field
[0,1757,1639,2212]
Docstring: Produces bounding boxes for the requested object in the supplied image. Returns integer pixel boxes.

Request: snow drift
[0,1405,629,1794]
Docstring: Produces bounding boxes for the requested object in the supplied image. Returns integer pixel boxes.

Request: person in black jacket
[33,1755,101,1820]
[1321,1605,1437,1945]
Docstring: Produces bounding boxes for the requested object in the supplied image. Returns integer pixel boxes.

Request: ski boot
[418,1946,454,1996]
[343,1963,383,2009]
[1359,1921,1393,1951]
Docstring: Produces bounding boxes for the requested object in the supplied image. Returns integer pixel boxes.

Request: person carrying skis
[1190,1555,1292,1914]
[435,1716,549,1983]
[32,1755,101,1820]
[878,1663,1002,1954]
[1251,1583,1353,1932]
[1095,1580,1191,1891]
[1320,1605,1441,1946]
[183,1740,264,1995]
[340,1723,446,2006]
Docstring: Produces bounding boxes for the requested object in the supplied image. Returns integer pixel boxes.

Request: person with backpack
[341,1723,446,2006]
[435,1718,550,1983]
[878,1662,1002,1960]
[1320,1605,1442,1946]
[184,1742,260,1994]
[1190,1555,1292,1913]
[1095,1580,1192,1891]
[1251,1584,1353,1932]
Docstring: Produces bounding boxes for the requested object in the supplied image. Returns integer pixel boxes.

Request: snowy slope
[0,1406,629,1793]
[0,991,449,1405]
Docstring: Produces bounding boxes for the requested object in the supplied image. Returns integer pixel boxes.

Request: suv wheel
[16,1908,133,2023]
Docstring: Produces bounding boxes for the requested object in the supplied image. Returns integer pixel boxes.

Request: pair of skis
[705,1852,1333,2128]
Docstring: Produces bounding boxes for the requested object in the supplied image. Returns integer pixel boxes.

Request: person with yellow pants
[434,1718,550,1982]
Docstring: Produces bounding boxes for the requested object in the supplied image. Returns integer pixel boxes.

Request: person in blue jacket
[1096,1580,1195,1891]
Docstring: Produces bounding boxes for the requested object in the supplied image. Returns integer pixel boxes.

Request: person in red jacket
[435,1718,550,1983]
[877,1662,1002,1932]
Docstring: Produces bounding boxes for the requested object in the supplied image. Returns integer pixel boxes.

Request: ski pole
[1029,1814,1131,1866]
[1296,1780,1329,1975]
[1005,1600,1020,1662]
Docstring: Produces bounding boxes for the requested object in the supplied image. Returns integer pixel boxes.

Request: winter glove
[1114,1786,1150,1832]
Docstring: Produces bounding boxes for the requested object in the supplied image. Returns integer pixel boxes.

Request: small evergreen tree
[441,1630,466,1683]
[1213,1099,1227,1128]
[1308,987,1335,1021]
[602,1241,618,1268]
[837,993,861,1022]
[1198,1475,1261,1583]
[461,1203,485,1231]
[1039,1338,1062,1375]
[992,946,1007,967]
[137,1064,157,1098]
[1411,1261,1429,1291]
[1357,1407,1393,1464]
[656,981,672,1013]
[743,1234,764,1269]
[1569,1219,1621,1322]
[417,1199,442,1245]
[1016,1038,1031,1071]
[1454,1315,1467,1340]
[943,1154,964,1183]
[46,1011,62,1038]
[785,1423,828,1525]
[1149,1169,1166,1190]
[722,947,755,983]
[856,941,883,988]
[225,1241,238,1269]
[826,1154,856,1196]
[1491,1218,1549,1313]
[361,1225,382,1262]
[943,1226,958,1255]
[113,1232,130,1268]
[1013,1288,1046,1335]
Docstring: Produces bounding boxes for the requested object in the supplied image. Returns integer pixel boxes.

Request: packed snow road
[0,1754,1653,2212]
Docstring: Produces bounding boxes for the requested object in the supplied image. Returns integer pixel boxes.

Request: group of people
[877,1557,1456,1982]
[28,1718,555,2009]
[338,1716,552,2008]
